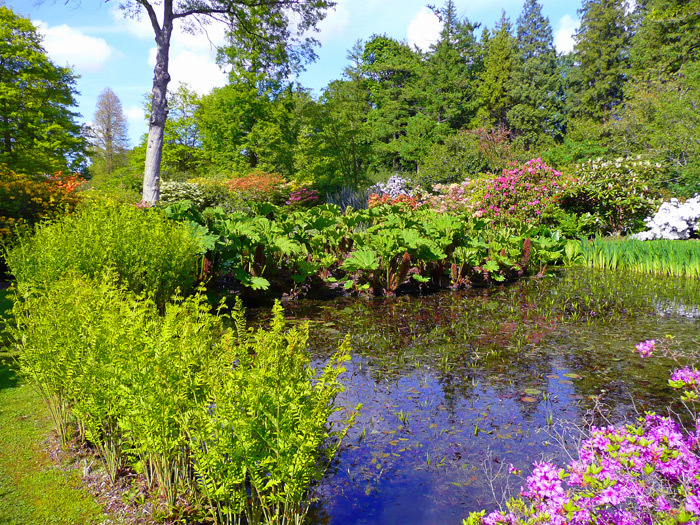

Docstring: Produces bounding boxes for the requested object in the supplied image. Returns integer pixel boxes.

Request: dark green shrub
[5,200,203,305]
[416,129,517,190]
[560,157,664,235]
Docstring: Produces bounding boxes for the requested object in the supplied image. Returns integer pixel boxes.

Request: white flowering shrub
[559,157,664,234]
[632,195,700,240]
[159,181,208,208]
[368,175,415,199]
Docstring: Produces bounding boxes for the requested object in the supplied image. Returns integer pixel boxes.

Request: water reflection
[249,269,700,524]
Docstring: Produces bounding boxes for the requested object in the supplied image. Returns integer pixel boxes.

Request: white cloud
[315,2,351,44]
[554,14,579,55]
[35,20,114,73]
[148,47,228,95]
[125,105,145,123]
[406,7,442,51]
[109,7,156,40]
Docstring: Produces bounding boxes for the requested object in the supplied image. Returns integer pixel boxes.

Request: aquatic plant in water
[465,338,700,525]
[580,237,700,279]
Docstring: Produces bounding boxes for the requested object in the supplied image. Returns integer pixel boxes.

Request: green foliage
[568,0,631,123]
[507,0,564,149]
[416,129,516,190]
[472,13,516,129]
[560,157,664,235]
[0,6,87,174]
[161,84,210,179]
[9,274,354,523]
[5,201,202,305]
[613,62,700,197]
[580,237,700,278]
[169,201,569,296]
[631,0,700,78]
[190,300,354,525]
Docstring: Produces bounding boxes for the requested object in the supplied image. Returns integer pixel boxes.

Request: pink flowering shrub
[286,186,319,209]
[465,339,700,525]
[422,179,482,215]
[476,159,566,223]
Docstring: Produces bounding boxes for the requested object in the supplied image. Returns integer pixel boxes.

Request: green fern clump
[5,200,203,305]
[9,275,355,523]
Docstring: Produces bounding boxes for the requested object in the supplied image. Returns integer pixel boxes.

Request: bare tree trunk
[142,1,174,204]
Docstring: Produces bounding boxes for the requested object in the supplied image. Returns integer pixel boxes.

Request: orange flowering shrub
[368,193,420,210]
[0,165,86,241]
[224,170,289,203]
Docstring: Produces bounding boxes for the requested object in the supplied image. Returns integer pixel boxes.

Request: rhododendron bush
[465,339,700,525]
[476,159,565,223]
[558,158,664,235]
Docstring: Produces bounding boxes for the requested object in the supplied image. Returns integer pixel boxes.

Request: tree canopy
[0,6,87,175]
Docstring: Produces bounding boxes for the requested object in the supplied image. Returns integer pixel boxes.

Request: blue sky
[8,0,581,144]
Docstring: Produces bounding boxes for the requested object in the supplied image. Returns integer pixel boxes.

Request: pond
[252,268,700,525]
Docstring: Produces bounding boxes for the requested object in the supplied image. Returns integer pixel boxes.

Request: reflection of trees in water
[248,268,700,524]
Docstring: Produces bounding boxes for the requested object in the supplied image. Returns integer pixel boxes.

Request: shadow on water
[249,268,700,525]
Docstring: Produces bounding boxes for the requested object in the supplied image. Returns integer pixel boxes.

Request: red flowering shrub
[368,193,420,210]
[225,170,289,203]
[0,165,86,241]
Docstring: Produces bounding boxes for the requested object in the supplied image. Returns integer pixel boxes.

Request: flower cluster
[225,170,288,203]
[632,195,700,241]
[368,175,415,199]
[478,159,565,223]
[634,339,656,358]
[466,338,700,525]
[423,179,481,215]
[368,193,420,210]
[286,186,318,208]
[0,165,85,241]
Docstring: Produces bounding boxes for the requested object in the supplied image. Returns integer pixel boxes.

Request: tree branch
[136,0,162,37]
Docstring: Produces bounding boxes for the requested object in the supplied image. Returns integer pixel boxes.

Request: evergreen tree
[0,6,87,174]
[419,1,481,132]
[631,0,700,79]
[359,35,422,171]
[472,12,516,129]
[91,88,130,178]
[569,0,632,123]
[507,0,564,149]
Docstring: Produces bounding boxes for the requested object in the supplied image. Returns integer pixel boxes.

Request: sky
[7,0,582,144]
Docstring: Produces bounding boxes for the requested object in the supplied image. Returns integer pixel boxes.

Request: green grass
[0,292,108,525]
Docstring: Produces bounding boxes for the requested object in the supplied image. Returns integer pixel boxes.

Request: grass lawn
[0,289,108,524]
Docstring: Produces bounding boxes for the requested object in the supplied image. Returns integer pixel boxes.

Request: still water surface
[251,269,700,524]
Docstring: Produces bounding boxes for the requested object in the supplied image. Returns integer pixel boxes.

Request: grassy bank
[0,289,107,524]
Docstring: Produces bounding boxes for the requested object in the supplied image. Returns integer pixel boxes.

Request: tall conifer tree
[472,12,516,129]
[507,0,563,148]
[631,0,700,79]
[570,0,631,123]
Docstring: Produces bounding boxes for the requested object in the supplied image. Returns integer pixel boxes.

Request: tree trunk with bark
[141,0,174,204]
